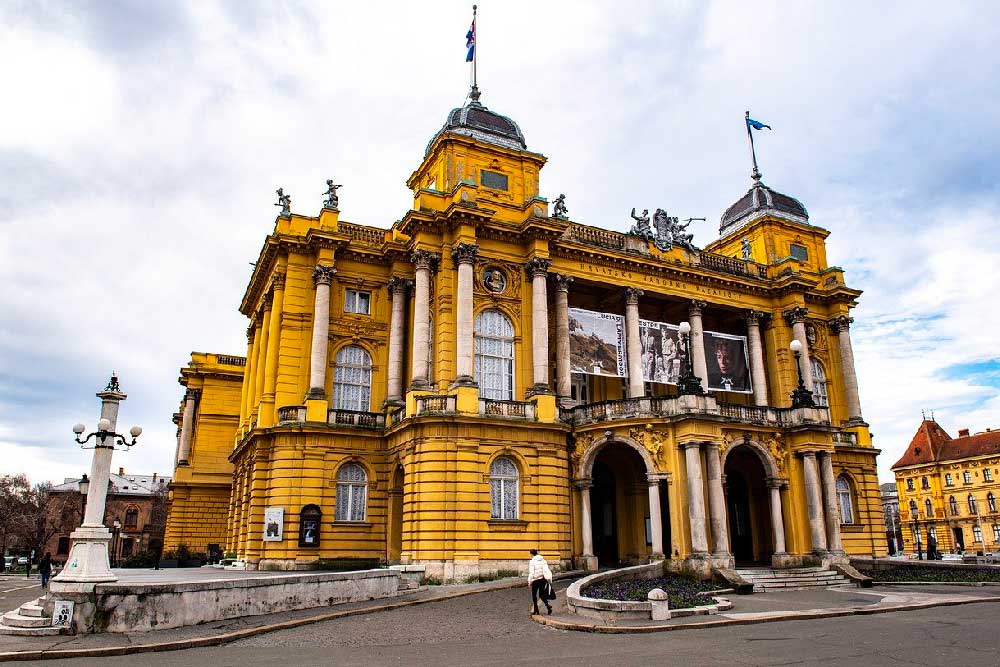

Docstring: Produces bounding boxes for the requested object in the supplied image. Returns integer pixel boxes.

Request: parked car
[940,553,963,561]
[2,556,14,571]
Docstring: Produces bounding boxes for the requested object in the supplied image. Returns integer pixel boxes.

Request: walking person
[527,549,553,615]
[38,553,52,590]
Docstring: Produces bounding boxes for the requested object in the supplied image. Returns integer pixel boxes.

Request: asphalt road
[13,584,1000,667]
[0,578,42,616]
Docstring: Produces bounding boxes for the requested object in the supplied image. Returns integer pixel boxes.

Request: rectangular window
[907,479,914,491]
[993,525,1000,543]
[789,243,809,261]
[985,469,993,482]
[945,473,953,486]
[344,289,371,315]
[974,525,983,543]
[964,471,973,484]
[480,169,509,191]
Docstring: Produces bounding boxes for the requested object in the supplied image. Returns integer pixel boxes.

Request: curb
[0,572,580,663]
[873,580,1000,587]
[532,594,1000,634]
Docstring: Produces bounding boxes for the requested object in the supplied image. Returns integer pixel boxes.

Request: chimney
[118,467,124,476]
[152,472,158,482]
[958,428,970,438]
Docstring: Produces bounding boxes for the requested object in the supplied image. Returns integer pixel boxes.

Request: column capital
[573,478,594,490]
[625,286,643,305]
[551,273,573,292]
[829,315,854,333]
[411,249,441,271]
[744,310,770,327]
[766,477,786,490]
[679,440,703,451]
[388,276,413,296]
[797,448,820,459]
[689,300,707,317]
[184,388,202,402]
[703,440,721,451]
[246,325,256,344]
[646,472,671,485]
[783,306,809,325]
[262,291,274,311]
[270,272,286,291]
[312,264,337,286]
[525,256,551,279]
[451,242,479,266]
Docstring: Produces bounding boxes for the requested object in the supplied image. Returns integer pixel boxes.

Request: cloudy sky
[2,1,998,485]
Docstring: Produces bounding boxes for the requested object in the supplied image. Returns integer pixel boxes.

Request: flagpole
[745,110,761,182]
[469,4,479,102]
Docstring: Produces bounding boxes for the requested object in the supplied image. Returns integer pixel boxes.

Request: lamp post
[111,519,121,568]
[52,374,140,587]
[913,518,923,560]
[676,321,704,396]
[789,339,816,408]
[77,474,90,527]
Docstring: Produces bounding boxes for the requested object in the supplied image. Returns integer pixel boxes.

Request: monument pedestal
[51,526,116,586]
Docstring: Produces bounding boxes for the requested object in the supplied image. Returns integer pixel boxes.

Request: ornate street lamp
[77,474,89,526]
[789,339,816,408]
[676,321,704,396]
[52,374,140,587]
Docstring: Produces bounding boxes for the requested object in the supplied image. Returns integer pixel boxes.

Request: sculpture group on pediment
[628,207,699,252]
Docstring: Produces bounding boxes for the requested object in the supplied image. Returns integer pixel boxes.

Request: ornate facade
[165,92,884,578]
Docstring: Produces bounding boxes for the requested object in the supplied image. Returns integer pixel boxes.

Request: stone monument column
[784,307,814,392]
[177,388,200,466]
[307,265,337,398]
[625,287,645,398]
[688,301,709,390]
[451,243,479,386]
[767,479,787,555]
[552,274,573,401]
[831,316,863,421]
[682,441,709,555]
[386,277,411,404]
[646,474,665,559]
[526,257,552,395]
[410,250,439,390]
[704,442,731,557]
[746,310,770,406]
[800,450,828,554]
[819,451,844,554]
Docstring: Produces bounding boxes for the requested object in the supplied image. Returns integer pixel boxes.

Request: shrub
[224,551,237,559]
[856,564,1000,583]
[583,573,717,609]
[421,576,443,586]
[175,543,192,561]
[121,552,157,568]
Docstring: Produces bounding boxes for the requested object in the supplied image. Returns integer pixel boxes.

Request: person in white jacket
[527,549,553,615]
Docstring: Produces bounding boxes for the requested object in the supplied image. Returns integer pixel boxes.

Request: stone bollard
[648,588,671,621]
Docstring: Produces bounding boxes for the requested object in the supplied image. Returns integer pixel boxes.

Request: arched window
[921,476,930,489]
[336,463,367,522]
[124,506,139,530]
[989,492,997,513]
[299,504,322,547]
[490,456,519,520]
[475,310,515,400]
[968,494,978,515]
[909,500,918,517]
[810,359,829,408]
[949,496,958,515]
[836,475,854,524]
[924,499,933,518]
[333,345,372,412]
[906,478,914,491]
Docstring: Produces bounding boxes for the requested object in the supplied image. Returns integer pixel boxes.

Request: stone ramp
[736,566,850,592]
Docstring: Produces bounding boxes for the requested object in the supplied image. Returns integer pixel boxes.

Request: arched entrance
[588,442,668,566]
[724,445,773,565]
[387,464,404,563]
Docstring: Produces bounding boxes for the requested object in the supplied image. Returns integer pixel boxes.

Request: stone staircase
[735,566,851,593]
[0,596,63,636]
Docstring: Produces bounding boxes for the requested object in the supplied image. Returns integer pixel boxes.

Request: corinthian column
[800,451,828,554]
[831,316,862,421]
[451,243,479,386]
[552,274,573,400]
[784,307,814,392]
[307,265,337,398]
[704,442,731,557]
[688,301,709,390]
[819,451,844,554]
[682,441,709,555]
[745,310,769,406]
[410,250,438,390]
[625,287,644,398]
[526,257,552,395]
[258,273,285,428]
[386,277,411,404]
[177,388,201,466]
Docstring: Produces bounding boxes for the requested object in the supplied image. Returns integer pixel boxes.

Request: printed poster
[704,331,752,393]
[263,507,284,542]
[639,319,682,385]
[568,308,627,377]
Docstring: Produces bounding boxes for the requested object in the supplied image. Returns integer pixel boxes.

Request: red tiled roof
[893,420,1000,468]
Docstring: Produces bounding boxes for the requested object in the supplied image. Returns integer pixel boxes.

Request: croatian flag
[466,17,476,62]
[746,116,771,131]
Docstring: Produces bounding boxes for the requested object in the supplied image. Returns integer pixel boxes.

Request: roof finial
[922,408,927,420]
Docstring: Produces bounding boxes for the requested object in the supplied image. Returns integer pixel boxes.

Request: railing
[415,394,457,415]
[387,406,405,427]
[832,431,859,446]
[698,252,767,279]
[339,222,385,246]
[567,225,625,250]
[562,397,830,428]
[718,403,776,425]
[216,355,247,367]
[479,399,536,420]
[328,409,385,429]
[277,405,306,423]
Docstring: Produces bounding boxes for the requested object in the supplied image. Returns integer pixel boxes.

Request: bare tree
[0,475,34,565]
[27,484,83,558]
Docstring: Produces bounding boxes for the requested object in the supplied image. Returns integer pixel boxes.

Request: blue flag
[746,116,771,131]
[466,17,476,62]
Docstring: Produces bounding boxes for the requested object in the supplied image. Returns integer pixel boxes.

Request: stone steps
[2,610,51,628]
[736,567,850,593]
[0,596,66,636]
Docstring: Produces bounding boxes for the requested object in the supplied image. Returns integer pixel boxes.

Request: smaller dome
[720,178,809,236]
[425,96,527,156]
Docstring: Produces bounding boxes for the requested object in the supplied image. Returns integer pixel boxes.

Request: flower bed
[856,564,1000,583]
[583,573,718,608]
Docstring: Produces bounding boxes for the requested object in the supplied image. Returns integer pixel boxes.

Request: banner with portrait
[569,307,627,377]
[263,507,284,542]
[704,331,752,393]
[639,319,682,385]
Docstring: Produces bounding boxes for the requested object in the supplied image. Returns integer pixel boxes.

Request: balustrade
[277,405,306,423]
[328,409,385,429]
[562,397,830,428]
[479,399,536,420]
[415,394,457,415]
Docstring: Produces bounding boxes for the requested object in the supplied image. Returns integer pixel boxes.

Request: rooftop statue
[629,208,652,238]
[741,237,753,261]
[275,188,291,217]
[552,193,568,218]
[323,180,342,209]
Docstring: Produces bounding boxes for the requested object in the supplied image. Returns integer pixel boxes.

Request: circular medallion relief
[482,267,507,294]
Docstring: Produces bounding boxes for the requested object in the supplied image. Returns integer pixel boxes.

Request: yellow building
[166,87,884,579]
[893,419,1000,556]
